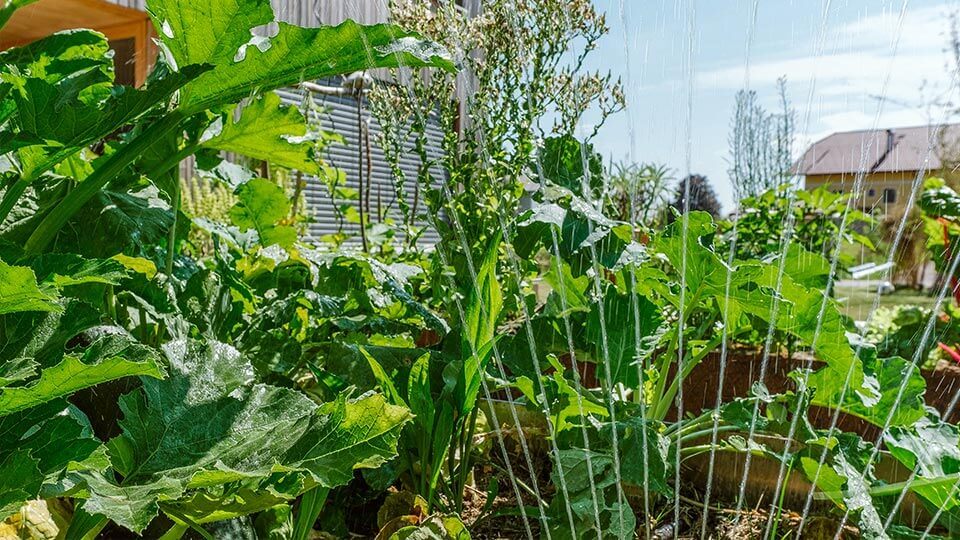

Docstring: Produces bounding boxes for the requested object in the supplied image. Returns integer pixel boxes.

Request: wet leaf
[74,338,410,533]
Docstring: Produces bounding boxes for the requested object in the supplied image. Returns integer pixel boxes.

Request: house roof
[794,124,960,176]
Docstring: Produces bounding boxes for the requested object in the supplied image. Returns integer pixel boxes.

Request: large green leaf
[30,253,128,290]
[0,30,111,80]
[4,64,208,179]
[548,448,636,540]
[538,135,604,199]
[806,355,926,428]
[0,400,107,518]
[76,338,410,533]
[799,434,886,539]
[387,515,471,540]
[229,178,297,249]
[462,233,502,353]
[0,451,39,519]
[0,260,59,315]
[0,299,101,368]
[885,415,960,514]
[202,91,321,174]
[0,332,164,415]
[586,285,664,387]
[458,234,502,416]
[650,211,869,400]
[162,473,311,525]
[63,187,180,257]
[145,0,456,113]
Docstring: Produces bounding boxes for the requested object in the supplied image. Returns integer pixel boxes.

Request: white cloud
[698,2,957,149]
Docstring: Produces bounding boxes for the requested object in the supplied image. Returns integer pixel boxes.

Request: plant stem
[455,406,480,512]
[649,330,679,420]
[653,333,724,420]
[0,178,27,225]
[165,173,181,276]
[293,486,330,540]
[157,524,188,540]
[769,462,793,539]
[356,94,368,252]
[24,112,185,255]
[814,471,960,500]
[676,425,739,445]
[663,410,713,437]
[162,507,215,540]
[62,508,107,540]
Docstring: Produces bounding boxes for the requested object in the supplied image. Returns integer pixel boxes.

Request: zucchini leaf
[0,400,107,519]
[145,0,456,113]
[806,354,926,428]
[74,338,411,533]
[201,91,322,175]
[0,260,59,315]
[228,178,297,249]
[0,331,164,415]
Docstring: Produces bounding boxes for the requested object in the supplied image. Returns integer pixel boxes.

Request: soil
[465,422,551,539]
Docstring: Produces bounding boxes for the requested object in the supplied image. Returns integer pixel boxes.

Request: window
[883,188,896,203]
[867,188,876,197]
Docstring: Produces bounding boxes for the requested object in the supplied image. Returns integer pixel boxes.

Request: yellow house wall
[803,171,918,215]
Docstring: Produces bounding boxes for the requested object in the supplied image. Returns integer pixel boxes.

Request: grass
[836,283,936,321]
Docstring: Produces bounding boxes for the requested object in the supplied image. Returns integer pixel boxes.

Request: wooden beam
[0,0,154,87]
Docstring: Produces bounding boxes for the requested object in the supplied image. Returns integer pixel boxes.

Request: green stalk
[648,333,678,420]
[663,410,713,437]
[454,406,480,512]
[293,486,330,540]
[146,143,198,184]
[0,178,27,225]
[653,333,724,420]
[434,416,462,512]
[63,508,107,540]
[105,285,118,321]
[769,462,793,540]
[676,425,739,445]
[24,112,185,255]
[161,507,215,540]
[165,174,181,275]
[152,141,199,277]
[814,472,960,500]
[157,524,188,540]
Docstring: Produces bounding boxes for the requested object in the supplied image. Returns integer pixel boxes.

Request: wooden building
[795,124,960,218]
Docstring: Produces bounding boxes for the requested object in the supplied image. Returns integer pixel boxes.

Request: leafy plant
[603,161,674,228]
[721,183,875,271]
[0,0,456,535]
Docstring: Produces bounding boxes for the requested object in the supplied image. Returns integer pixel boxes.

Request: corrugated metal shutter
[275,79,446,246]
[107,0,385,26]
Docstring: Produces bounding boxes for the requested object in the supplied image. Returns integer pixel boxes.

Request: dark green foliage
[669,174,722,218]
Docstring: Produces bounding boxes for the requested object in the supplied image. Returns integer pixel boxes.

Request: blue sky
[583,0,960,212]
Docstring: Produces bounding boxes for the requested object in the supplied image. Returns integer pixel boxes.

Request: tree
[670,174,722,219]
[728,77,795,198]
